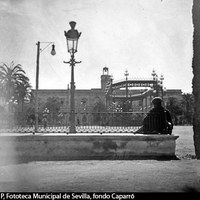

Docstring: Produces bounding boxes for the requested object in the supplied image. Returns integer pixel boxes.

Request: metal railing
[0,112,146,134]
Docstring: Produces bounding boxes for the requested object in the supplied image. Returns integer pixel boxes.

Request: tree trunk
[192,0,200,159]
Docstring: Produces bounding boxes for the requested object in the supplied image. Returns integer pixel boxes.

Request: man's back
[143,106,173,134]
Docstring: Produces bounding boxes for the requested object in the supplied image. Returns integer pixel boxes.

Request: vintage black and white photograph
[0,0,200,194]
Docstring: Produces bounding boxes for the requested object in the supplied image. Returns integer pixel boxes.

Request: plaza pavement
[0,159,200,192]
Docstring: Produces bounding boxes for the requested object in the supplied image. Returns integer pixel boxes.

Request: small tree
[92,101,107,125]
[122,100,133,126]
[166,97,182,125]
[181,93,194,125]
[44,97,62,125]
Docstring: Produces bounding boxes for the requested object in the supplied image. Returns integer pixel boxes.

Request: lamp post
[64,21,81,133]
[151,69,158,96]
[124,69,129,98]
[35,41,56,133]
[160,74,164,99]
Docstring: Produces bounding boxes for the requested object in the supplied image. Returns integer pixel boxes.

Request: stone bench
[0,134,179,164]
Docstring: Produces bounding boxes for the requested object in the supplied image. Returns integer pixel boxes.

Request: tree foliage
[0,62,31,111]
[43,97,63,125]
[181,93,194,125]
[166,97,182,125]
[92,101,107,125]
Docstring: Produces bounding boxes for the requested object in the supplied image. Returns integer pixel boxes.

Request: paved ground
[0,160,200,192]
[0,126,200,192]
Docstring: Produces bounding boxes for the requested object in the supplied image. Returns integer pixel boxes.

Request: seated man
[137,97,173,134]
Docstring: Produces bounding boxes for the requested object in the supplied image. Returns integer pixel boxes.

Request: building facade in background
[32,67,183,126]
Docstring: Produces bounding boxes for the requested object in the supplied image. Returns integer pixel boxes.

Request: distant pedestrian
[77,117,80,126]
[42,117,48,129]
[28,114,35,127]
[30,118,34,127]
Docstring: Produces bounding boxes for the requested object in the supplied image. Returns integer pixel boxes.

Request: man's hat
[151,97,162,104]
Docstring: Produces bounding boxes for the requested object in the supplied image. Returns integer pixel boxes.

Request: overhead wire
[42,53,68,88]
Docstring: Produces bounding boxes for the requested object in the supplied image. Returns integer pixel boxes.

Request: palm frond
[12,66,25,75]
[0,62,31,104]
[0,64,9,74]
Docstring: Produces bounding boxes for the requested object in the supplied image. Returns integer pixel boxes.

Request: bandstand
[104,68,165,114]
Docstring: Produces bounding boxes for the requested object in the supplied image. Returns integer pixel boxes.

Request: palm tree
[15,81,32,112]
[192,0,200,159]
[0,61,31,111]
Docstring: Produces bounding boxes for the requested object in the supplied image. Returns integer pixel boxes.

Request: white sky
[0,0,193,93]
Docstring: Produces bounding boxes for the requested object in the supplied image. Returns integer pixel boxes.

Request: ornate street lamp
[64,21,81,133]
[35,41,56,133]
